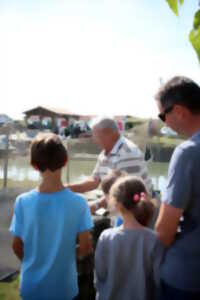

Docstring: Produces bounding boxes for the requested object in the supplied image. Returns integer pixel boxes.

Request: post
[66,137,70,183]
[3,126,10,189]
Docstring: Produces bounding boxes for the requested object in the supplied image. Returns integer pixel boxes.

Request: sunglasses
[158,105,174,122]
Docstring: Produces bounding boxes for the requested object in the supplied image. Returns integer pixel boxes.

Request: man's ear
[174,104,188,120]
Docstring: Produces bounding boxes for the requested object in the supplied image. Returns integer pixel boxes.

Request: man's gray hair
[90,117,119,132]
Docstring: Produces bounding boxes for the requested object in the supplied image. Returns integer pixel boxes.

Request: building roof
[23,106,79,118]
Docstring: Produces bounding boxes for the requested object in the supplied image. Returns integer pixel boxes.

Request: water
[0,156,169,196]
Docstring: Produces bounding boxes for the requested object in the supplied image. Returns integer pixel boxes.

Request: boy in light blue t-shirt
[10,133,93,300]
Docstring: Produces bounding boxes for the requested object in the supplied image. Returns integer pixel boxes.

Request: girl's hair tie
[140,192,146,201]
[133,194,140,203]
[133,192,146,203]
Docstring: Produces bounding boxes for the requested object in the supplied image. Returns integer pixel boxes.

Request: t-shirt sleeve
[163,145,192,209]
[94,231,108,287]
[78,199,93,233]
[9,196,24,239]
[152,238,165,287]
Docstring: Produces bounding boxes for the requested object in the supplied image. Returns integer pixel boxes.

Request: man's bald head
[91,117,120,154]
[91,117,119,132]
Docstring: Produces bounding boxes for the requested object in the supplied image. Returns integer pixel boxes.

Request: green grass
[0,276,20,300]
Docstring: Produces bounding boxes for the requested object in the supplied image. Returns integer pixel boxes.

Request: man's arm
[77,230,93,257]
[68,177,100,193]
[155,202,183,247]
[12,236,24,261]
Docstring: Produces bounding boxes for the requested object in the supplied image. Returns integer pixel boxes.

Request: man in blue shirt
[10,133,93,300]
[155,76,200,300]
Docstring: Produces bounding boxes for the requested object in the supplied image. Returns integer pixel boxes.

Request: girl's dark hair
[110,176,154,226]
[101,169,127,195]
[31,133,67,172]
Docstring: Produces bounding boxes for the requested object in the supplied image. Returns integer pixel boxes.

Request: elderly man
[155,76,200,300]
[69,117,152,212]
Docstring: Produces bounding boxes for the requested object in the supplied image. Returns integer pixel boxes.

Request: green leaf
[189,10,200,61]
[179,0,184,5]
[193,10,200,30]
[166,0,178,16]
[189,28,200,61]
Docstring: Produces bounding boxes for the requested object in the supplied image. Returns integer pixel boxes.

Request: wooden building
[23,106,80,131]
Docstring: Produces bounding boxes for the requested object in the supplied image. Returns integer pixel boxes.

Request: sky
[0,0,199,119]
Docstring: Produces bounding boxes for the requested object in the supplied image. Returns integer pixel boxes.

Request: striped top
[92,136,152,192]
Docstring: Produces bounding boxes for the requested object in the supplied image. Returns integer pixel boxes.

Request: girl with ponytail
[95,176,165,300]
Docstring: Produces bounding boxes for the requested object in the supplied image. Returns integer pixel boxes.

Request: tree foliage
[166,0,184,16]
[166,0,200,61]
[190,9,200,61]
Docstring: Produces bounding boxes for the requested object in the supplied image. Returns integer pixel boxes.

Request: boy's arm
[77,230,93,257]
[10,197,24,261]
[12,236,24,261]
[68,177,100,193]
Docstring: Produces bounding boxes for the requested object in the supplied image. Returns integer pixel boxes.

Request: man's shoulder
[119,137,143,156]
[121,136,136,147]
[173,139,199,161]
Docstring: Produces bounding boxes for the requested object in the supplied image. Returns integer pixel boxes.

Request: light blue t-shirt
[10,188,93,300]
[161,131,200,291]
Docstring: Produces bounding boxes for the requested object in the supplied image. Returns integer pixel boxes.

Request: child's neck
[38,169,65,193]
[121,212,143,230]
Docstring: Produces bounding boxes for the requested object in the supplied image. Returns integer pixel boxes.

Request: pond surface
[0,156,168,196]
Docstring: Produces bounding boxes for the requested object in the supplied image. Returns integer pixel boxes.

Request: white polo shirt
[92,136,152,192]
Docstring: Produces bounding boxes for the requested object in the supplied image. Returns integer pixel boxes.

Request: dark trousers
[158,280,200,300]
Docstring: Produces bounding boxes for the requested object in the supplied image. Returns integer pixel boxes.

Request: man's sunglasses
[158,105,174,122]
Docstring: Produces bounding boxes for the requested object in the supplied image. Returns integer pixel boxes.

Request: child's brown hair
[101,169,127,195]
[31,133,67,172]
[110,176,154,226]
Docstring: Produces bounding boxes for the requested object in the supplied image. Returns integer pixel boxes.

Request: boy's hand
[89,196,107,214]
[12,236,24,261]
